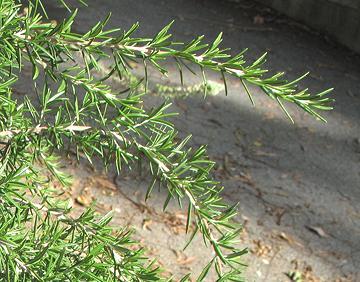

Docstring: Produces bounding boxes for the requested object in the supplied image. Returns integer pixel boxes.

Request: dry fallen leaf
[254,140,263,147]
[335,275,354,282]
[278,232,303,248]
[306,225,329,238]
[279,232,292,243]
[128,61,138,69]
[175,100,188,112]
[253,14,265,25]
[75,194,93,207]
[95,202,113,213]
[223,154,236,175]
[265,205,286,224]
[237,171,255,187]
[93,176,118,191]
[234,128,243,145]
[162,211,189,234]
[142,219,153,231]
[172,249,196,266]
[177,255,196,265]
[288,261,321,282]
[254,149,276,157]
[302,265,321,282]
[251,239,272,257]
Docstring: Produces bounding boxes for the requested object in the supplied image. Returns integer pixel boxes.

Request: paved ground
[41,0,360,281]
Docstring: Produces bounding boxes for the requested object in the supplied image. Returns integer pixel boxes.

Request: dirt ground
[36,0,360,281]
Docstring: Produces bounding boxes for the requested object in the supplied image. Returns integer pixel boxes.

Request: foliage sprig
[0,0,333,281]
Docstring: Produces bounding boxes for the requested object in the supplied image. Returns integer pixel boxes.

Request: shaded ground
[37,0,360,281]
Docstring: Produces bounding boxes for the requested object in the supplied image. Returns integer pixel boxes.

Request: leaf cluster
[0,0,333,281]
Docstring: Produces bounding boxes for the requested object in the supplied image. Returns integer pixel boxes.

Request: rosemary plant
[0,0,333,281]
